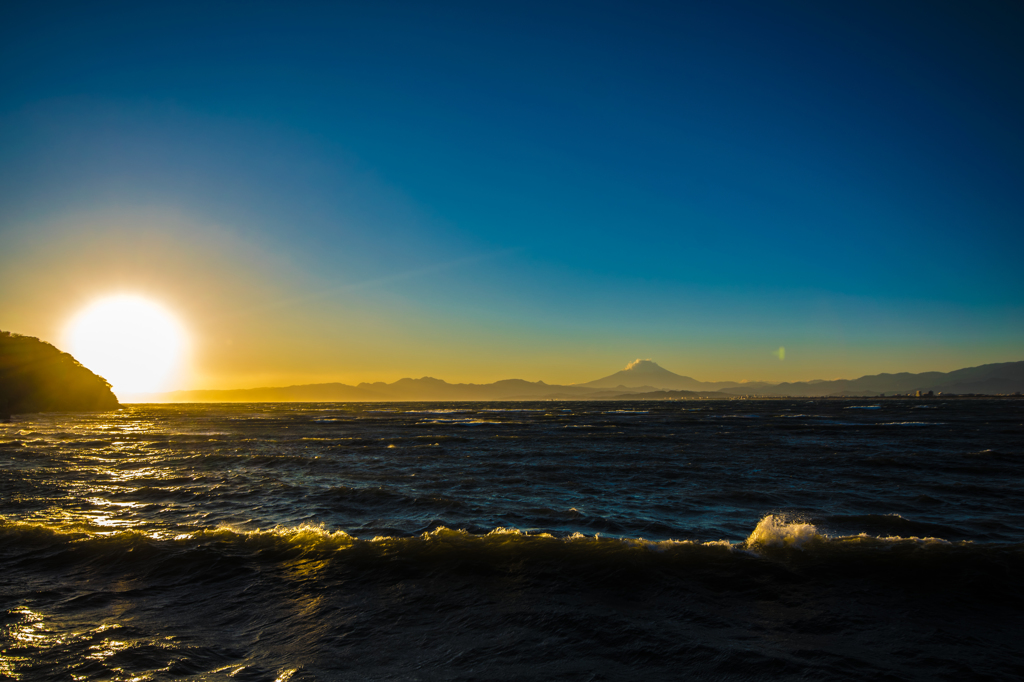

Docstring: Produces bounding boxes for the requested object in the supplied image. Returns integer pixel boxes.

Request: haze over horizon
[2,1,1022,393]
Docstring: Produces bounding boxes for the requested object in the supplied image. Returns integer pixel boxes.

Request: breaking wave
[3,514,1018,578]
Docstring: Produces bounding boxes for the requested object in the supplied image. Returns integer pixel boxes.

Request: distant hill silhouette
[719,361,1024,396]
[141,359,1024,403]
[580,359,766,391]
[153,378,628,402]
[581,359,704,390]
[0,331,120,415]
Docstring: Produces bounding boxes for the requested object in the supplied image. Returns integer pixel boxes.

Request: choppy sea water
[1,399,1022,681]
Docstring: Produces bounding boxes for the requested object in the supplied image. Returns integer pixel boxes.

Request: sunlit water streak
[1,400,1022,680]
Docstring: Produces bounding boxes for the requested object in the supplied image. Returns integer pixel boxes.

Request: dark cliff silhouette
[0,331,120,415]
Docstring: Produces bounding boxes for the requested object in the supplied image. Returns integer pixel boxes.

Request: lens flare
[66,295,186,394]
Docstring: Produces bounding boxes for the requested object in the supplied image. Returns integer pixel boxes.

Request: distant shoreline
[128,359,1024,403]
[118,394,1024,405]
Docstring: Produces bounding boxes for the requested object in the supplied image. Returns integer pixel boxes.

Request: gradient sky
[1,1,1022,391]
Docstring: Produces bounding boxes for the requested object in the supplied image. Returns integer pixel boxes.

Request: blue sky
[1,1,1022,388]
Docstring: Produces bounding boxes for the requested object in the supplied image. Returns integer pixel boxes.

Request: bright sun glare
[66,295,186,395]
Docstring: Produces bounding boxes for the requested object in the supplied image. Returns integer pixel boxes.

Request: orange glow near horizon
[65,295,187,395]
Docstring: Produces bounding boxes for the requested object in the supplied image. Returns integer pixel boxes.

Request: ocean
[1,399,1022,680]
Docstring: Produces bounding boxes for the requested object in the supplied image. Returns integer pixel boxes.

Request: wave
[823,513,966,539]
[417,418,505,425]
[878,421,941,426]
[3,515,1023,612]
[312,484,468,512]
[2,514,1018,566]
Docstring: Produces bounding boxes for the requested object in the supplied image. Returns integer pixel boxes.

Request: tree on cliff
[0,331,120,415]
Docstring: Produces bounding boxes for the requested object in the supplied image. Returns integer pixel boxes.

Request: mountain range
[715,361,1024,397]
[143,359,1024,402]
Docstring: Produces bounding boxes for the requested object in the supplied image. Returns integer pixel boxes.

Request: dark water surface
[1,400,1022,680]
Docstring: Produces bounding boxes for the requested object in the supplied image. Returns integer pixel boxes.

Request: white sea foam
[745,514,821,548]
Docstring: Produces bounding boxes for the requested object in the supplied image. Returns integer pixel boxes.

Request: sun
[66,295,187,395]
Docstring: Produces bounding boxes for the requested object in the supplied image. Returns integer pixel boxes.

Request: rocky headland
[0,331,120,416]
